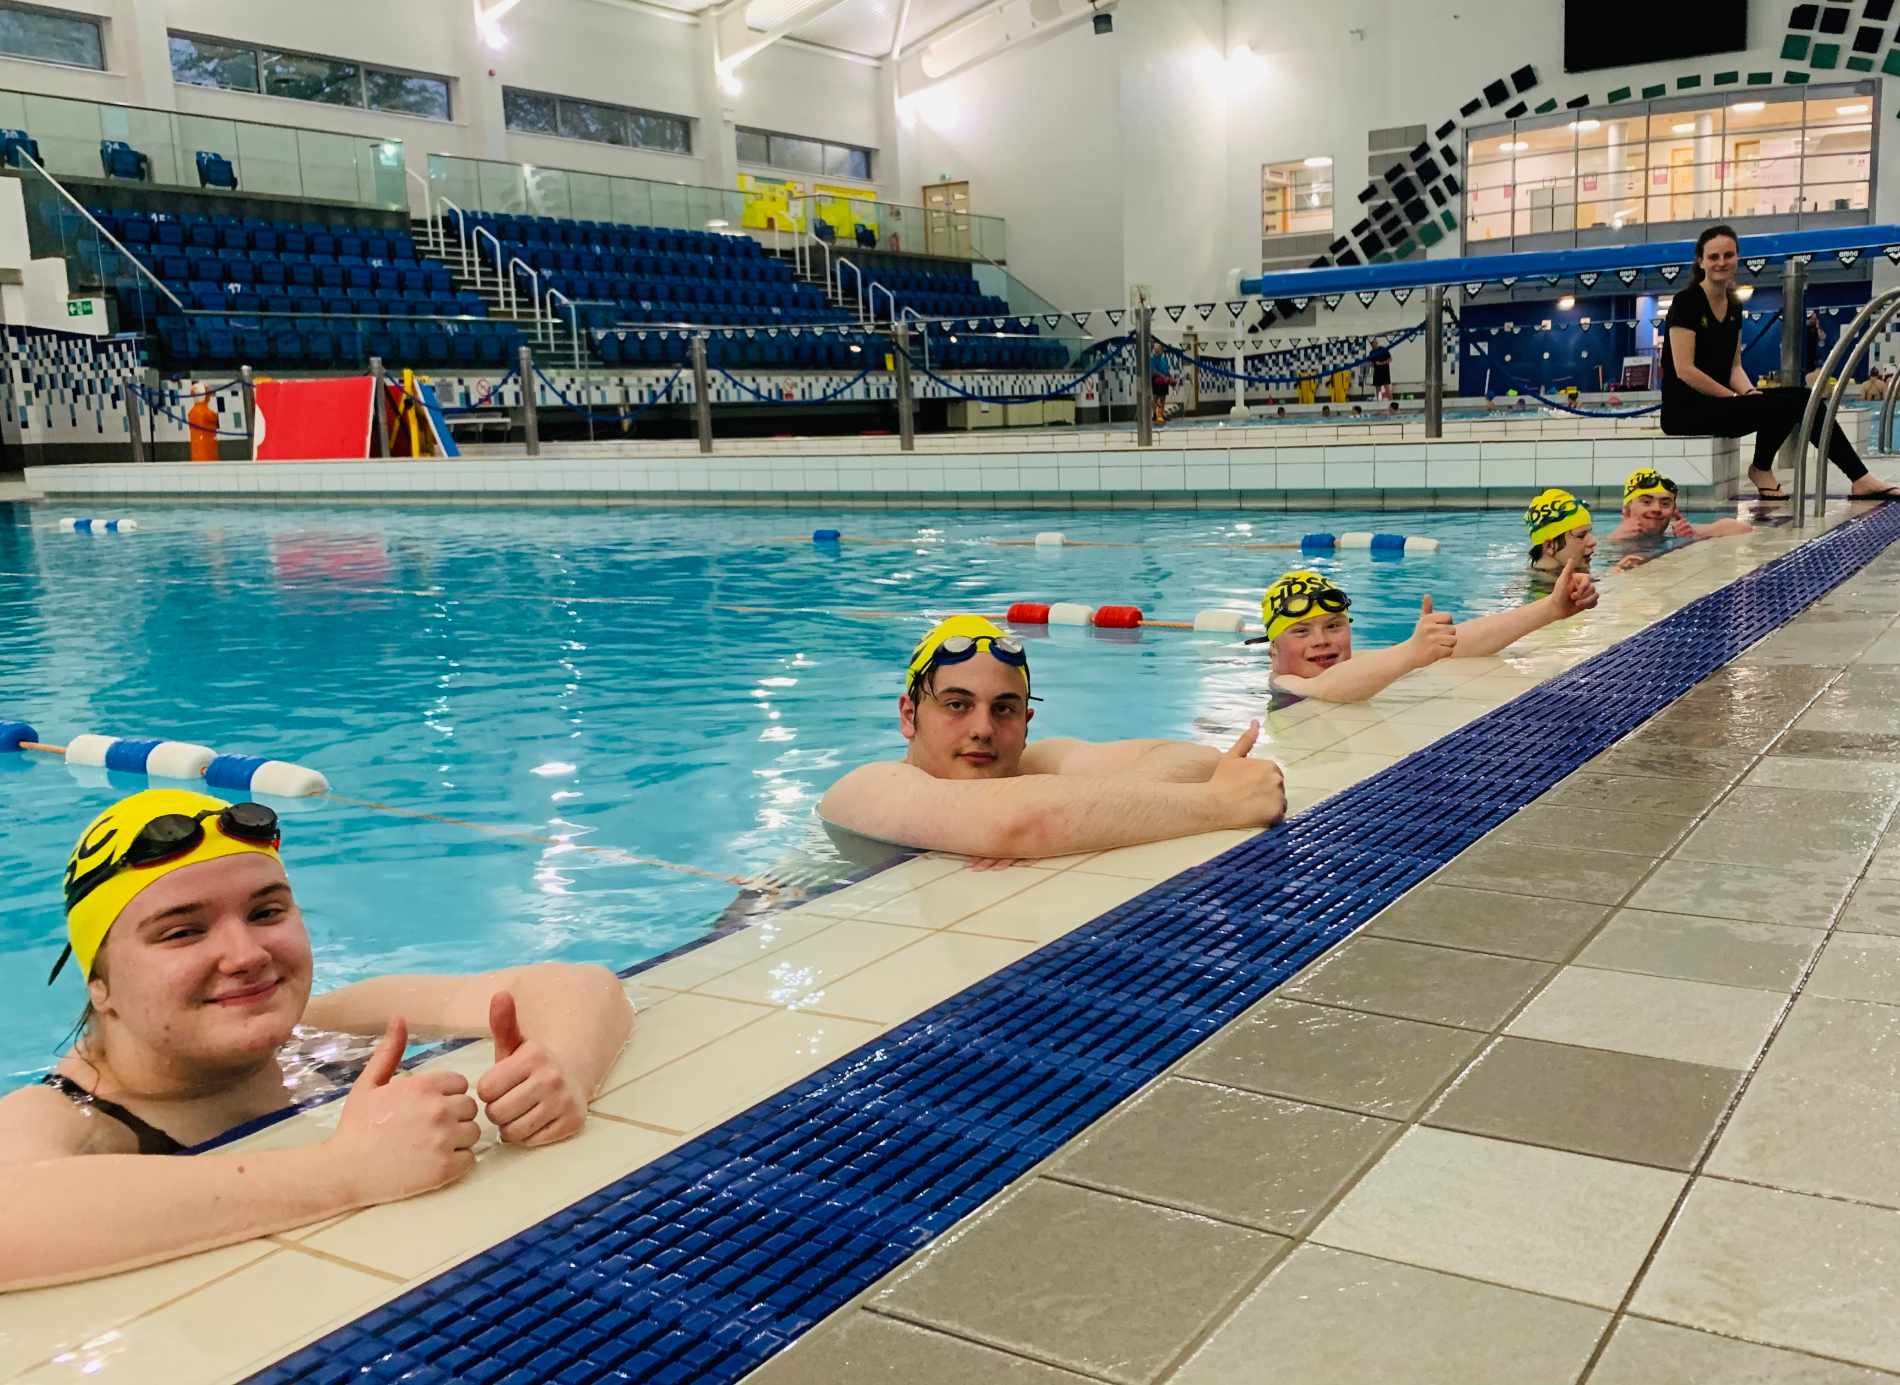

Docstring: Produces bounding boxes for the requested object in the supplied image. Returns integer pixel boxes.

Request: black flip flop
[1853,486,1900,502]
[1753,487,1790,501]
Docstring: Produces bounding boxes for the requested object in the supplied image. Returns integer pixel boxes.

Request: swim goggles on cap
[1250,571,1352,644]
[906,633,1033,700]
[53,801,282,985]
[1623,469,1679,507]
[1524,489,1592,548]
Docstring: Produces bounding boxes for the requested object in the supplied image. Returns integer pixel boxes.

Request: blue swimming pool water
[0,499,1679,1084]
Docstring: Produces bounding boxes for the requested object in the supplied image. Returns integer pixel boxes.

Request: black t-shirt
[1662,286,1740,406]
[1371,348,1392,385]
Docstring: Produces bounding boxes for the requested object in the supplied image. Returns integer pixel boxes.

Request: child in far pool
[1605,468,1751,544]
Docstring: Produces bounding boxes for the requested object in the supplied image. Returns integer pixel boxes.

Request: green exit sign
[66,299,94,317]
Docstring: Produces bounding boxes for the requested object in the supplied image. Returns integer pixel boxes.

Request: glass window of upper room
[503,86,693,156]
[168,32,454,123]
[1464,81,1874,251]
[0,1,103,70]
[737,126,875,183]
[1262,156,1334,238]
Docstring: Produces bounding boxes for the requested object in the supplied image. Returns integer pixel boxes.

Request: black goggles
[1247,584,1351,643]
[1626,471,1679,498]
[62,803,282,917]
[908,634,1033,699]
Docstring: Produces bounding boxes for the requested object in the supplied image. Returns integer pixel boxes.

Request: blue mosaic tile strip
[250,505,1900,1385]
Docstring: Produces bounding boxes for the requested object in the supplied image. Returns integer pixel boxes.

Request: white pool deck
[0,471,1864,1382]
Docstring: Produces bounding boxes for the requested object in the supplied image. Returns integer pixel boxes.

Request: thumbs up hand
[332,1016,480,1201]
[1406,593,1457,667]
[476,990,588,1147]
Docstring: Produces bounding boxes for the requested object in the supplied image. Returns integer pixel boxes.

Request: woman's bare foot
[1749,467,1789,501]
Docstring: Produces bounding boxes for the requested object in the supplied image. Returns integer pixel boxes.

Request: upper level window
[168,31,452,122]
[1465,84,1874,248]
[1263,157,1334,237]
[0,2,104,70]
[737,126,872,182]
[503,85,691,156]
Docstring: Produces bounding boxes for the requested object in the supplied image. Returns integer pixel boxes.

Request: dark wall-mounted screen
[1565,3,1750,74]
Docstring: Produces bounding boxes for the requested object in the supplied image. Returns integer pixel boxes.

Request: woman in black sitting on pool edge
[1662,223,1900,502]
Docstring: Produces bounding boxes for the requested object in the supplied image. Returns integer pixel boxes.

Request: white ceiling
[628,0,995,59]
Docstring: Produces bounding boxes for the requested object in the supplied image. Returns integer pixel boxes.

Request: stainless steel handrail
[506,256,541,321]
[1795,285,1900,524]
[868,282,897,324]
[1817,293,1900,519]
[472,225,504,295]
[438,195,468,262]
[405,167,430,225]
[17,148,182,312]
[899,305,930,371]
[546,286,582,371]
[835,257,866,323]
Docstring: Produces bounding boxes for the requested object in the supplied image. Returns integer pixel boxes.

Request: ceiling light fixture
[1303,155,1332,167]
[1672,122,1696,134]
[1568,119,1599,132]
[1733,100,1765,113]
[1838,103,1870,115]
[1557,294,1576,311]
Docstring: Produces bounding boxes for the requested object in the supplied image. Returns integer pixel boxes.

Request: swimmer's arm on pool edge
[819,724,1285,859]
[1019,737,1222,782]
[305,963,632,1146]
[1451,557,1597,657]
[0,1018,479,1292]
[1269,596,1457,704]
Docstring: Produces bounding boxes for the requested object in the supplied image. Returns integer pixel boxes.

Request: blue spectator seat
[0,129,39,168]
[195,151,238,191]
[100,140,150,182]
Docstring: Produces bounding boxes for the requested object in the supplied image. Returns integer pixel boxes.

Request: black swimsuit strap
[41,1073,187,1155]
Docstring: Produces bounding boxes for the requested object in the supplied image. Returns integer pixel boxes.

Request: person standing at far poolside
[1370,338,1393,401]
[1606,468,1751,544]
[819,616,1287,860]
[1254,565,1599,707]
[0,789,633,1291]
[1661,223,1900,503]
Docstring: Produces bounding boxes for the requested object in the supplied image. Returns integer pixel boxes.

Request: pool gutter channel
[245,502,1900,1385]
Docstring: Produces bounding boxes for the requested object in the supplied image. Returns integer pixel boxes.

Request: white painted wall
[4,0,888,208]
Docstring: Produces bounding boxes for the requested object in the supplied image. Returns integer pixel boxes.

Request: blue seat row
[578,302,849,330]
[93,208,417,262]
[157,315,522,369]
[461,212,761,259]
[155,255,451,294]
[595,330,864,371]
[540,272,819,310]
[172,287,483,318]
[506,244,794,284]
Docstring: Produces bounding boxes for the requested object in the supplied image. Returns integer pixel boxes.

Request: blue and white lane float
[806,528,1440,553]
[1301,531,1439,553]
[0,723,329,797]
[56,517,138,533]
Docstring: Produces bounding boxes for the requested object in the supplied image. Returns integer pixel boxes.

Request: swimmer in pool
[0,789,633,1291]
[1526,488,1648,577]
[819,615,1286,860]
[1256,564,1598,707]
[1605,468,1752,543]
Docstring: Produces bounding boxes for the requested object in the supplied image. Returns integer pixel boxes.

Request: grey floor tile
[1807,933,1900,1006]
[1746,755,1900,799]
[1838,877,1900,937]
[1634,1178,1900,1374]
[1538,771,1732,818]
[1708,995,1900,1207]
[872,1180,1285,1385]
[1049,1077,1394,1235]
[1868,842,1900,881]
[1435,839,1657,906]
[1366,884,1610,961]
[1489,804,1694,857]
[1672,787,1887,875]
[1635,715,1797,755]
[1426,1036,1741,1171]
[1575,910,1824,991]
[1586,741,1757,783]
[1311,1126,1685,1309]
[1282,936,1554,1030]
[1626,859,1859,928]
[1592,1318,1895,1385]
[1506,966,1786,1069]
[748,1312,1100,1385]
[1177,999,1487,1119]
[1775,729,1900,760]
[1737,625,1884,666]
[1170,1245,1606,1385]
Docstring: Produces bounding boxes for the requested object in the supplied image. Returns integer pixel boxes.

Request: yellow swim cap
[58,789,283,984]
[1259,570,1352,643]
[905,614,1030,698]
[1525,489,1592,547]
[1622,468,1679,508]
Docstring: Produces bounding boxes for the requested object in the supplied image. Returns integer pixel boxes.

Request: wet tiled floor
[746,536,1900,1385]
[0,504,1888,1383]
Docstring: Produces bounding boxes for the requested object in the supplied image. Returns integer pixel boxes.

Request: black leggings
[1661,385,1868,482]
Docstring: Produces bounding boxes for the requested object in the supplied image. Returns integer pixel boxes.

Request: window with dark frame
[501,85,692,156]
[737,125,875,182]
[0,2,104,71]
[166,31,452,122]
